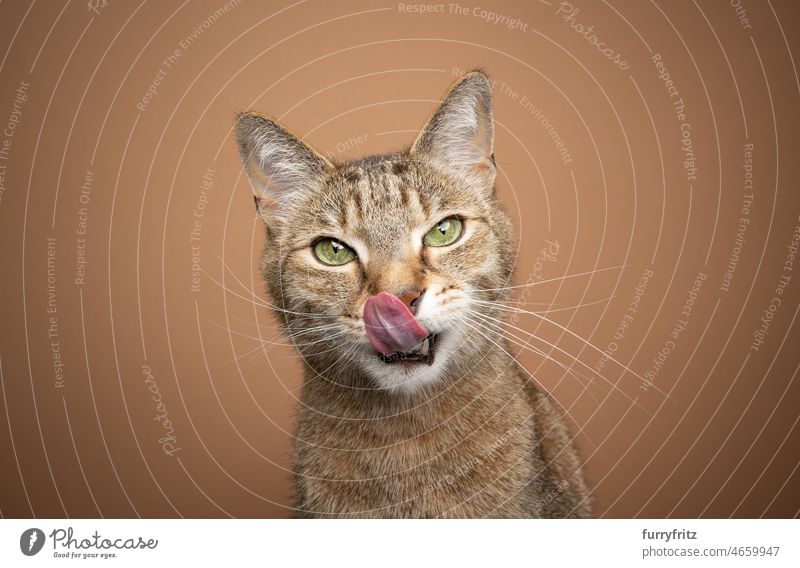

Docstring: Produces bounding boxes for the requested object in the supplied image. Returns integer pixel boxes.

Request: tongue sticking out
[363,292,429,356]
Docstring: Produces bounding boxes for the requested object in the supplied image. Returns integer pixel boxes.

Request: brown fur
[235,72,591,518]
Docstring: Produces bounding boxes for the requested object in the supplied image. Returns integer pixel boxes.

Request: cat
[234,71,591,518]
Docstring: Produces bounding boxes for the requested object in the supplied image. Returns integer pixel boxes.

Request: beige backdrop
[0,0,798,518]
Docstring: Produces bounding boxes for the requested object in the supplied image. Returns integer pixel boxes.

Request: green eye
[313,238,356,266]
[423,217,463,247]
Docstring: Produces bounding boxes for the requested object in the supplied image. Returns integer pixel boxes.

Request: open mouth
[378,333,439,366]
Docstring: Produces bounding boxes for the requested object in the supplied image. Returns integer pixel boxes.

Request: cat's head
[235,72,514,393]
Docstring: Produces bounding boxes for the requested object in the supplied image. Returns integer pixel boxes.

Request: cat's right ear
[235,112,332,221]
[411,71,495,189]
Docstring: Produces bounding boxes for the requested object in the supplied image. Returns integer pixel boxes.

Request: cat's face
[236,72,514,393]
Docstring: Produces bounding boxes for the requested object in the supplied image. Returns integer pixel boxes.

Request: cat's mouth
[377,333,439,366]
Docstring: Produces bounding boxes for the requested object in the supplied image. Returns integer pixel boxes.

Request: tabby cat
[234,71,590,518]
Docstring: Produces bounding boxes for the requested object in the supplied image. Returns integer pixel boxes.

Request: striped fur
[235,72,590,518]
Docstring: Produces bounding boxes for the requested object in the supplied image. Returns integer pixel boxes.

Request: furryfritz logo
[20,528,45,556]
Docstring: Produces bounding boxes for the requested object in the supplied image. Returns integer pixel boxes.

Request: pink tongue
[363,292,429,356]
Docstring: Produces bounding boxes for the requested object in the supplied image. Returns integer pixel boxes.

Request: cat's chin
[361,331,459,394]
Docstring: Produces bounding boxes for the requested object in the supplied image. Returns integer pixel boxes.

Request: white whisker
[466,301,670,399]
[458,317,597,450]
[466,264,627,293]
[464,313,654,417]
[465,314,605,391]
[200,266,332,319]
[472,294,617,315]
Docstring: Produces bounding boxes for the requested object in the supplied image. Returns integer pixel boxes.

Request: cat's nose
[396,289,424,315]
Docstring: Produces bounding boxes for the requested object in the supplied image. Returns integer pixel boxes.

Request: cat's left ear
[235,112,333,221]
[411,71,495,188]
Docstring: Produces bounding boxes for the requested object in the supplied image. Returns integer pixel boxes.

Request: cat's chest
[295,397,539,517]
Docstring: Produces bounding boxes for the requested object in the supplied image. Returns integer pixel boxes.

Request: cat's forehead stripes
[326,157,430,235]
[297,156,488,263]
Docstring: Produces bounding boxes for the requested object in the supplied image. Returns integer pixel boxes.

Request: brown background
[0,0,798,518]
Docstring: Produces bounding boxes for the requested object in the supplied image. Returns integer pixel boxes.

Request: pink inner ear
[363,292,429,355]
